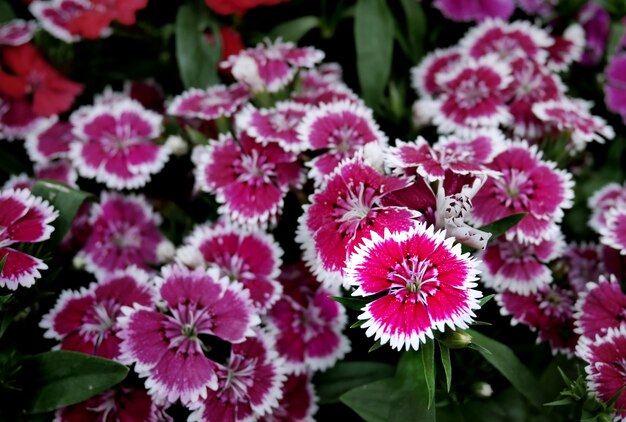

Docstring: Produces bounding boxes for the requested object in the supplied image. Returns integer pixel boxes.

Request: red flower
[205,0,288,15]
[0,43,82,116]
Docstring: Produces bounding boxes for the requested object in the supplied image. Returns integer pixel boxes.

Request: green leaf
[421,341,435,408]
[606,22,625,60]
[354,0,394,107]
[439,343,452,392]
[19,351,128,414]
[340,351,435,422]
[314,361,395,404]
[398,0,426,60]
[0,2,14,23]
[350,319,367,328]
[368,340,383,353]
[186,126,210,145]
[175,0,221,89]
[478,294,495,307]
[467,329,548,408]
[270,16,320,42]
[480,213,527,241]
[31,181,93,250]
[329,295,368,311]
[0,254,7,276]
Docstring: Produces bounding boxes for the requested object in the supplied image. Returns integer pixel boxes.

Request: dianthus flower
[193,133,301,226]
[345,224,481,351]
[24,117,73,163]
[265,263,349,373]
[410,47,463,98]
[0,188,58,290]
[167,84,250,121]
[600,206,626,255]
[0,19,37,46]
[118,265,259,405]
[575,275,626,340]
[605,53,626,125]
[265,373,318,422]
[70,98,170,190]
[176,222,283,312]
[78,192,164,276]
[577,326,626,421]
[297,157,418,288]
[40,267,154,359]
[433,0,514,23]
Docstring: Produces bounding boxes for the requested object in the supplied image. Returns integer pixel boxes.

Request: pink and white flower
[297,157,419,288]
[55,385,168,422]
[265,263,349,374]
[575,275,626,340]
[497,285,578,355]
[24,117,73,163]
[193,133,301,226]
[533,99,615,151]
[345,224,481,351]
[188,331,284,421]
[480,231,565,294]
[0,96,46,141]
[236,101,310,152]
[471,140,574,244]
[35,160,78,187]
[460,19,553,63]
[298,100,387,184]
[40,267,155,360]
[79,192,164,276]
[544,24,585,72]
[577,326,626,421]
[588,183,626,232]
[0,188,58,290]
[265,373,318,422]
[29,0,109,43]
[562,243,607,294]
[167,83,249,121]
[0,20,38,46]
[291,66,358,106]
[432,55,512,133]
[118,265,259,405]
[70,98,169,190]
[599,206,626,255]
[221,39,324,93]
[410,47,463,98]
[176,222,283,312]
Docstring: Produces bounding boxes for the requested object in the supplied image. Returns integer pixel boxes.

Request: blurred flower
[167,84,250,122]
[575,275,626,340]
[0,19,37,46]
[578,2,610,66]
[265,372,318,422]
[434,0,515,22]
[205,0,288,15]
[0,188,58,290]
[604,53,626,124]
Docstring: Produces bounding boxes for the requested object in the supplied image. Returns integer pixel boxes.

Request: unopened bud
[439,330,472,349]
[72,254,86,270]
[156,240,176,263]
[165,135,188,156]
[176,247,205,269]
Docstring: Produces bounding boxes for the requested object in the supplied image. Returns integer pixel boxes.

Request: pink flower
[431,55,512,133]
[410,47,462,98]
[0,188,58,290]
[460,19,553,63]
[577,326,626,421]
[70,98,170,190]
[434,0,515,23]
[221,39,324,93]
[167,84,249,121]
[480,231,565,294]
[386,132,503,181]
[533,99,614,151]
[265,263,350,374]
[0,96,46,140]
[265,373,318,422]
[297,100,387,184]
[35,160,78,187]
[0,19,37,46]
[471,140,574,244]
[503,57,564,139]
[55,385,168,422]
[118,265,259,405]
[40,267,155,360]
[297,157,418,288]
[176,222,283,312]
[605,53,626,125]
[79,192,164,276]
[24,117,73,163]
[517,0,556,16]
[578,2,611,66]
[193,133,301,226]
[188,331,284,421]
[588,183,626,232]
[497,285,578,355]
[30,0,95,43]
[575,275,626,341]
[563,243,607,294]
[236,101,310,153]
[544,24,585,72]
[345,224,481,351]
[600,207,626,255]
[291,65,358,106]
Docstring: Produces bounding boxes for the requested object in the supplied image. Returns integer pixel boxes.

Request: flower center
[389,257,440,304]
[181,323,198,338]
[237,149,276,185]
[269,112,299,132]
[330,125,364,153]
[456,77,490,109]
[334,182,381,239]
[221,354,257,403]
[494,168,533,209]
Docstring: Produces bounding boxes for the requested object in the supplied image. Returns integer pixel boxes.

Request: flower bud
[439,330,473,349]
